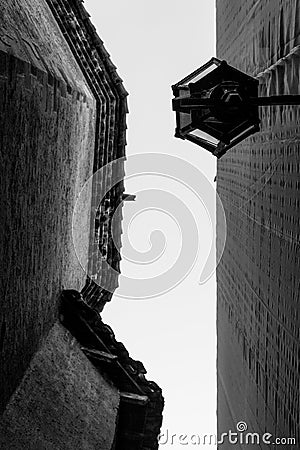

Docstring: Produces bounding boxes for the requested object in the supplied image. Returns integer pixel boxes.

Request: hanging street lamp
[172,57,300,158]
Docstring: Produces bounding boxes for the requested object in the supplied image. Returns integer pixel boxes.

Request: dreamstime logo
[72,153,227,299]
[158,422,296,446]
[236,421,247,432]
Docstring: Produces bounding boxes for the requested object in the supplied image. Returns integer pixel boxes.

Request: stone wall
[45,0,128,311]
[0,0,96,412]
[0,322,119,449]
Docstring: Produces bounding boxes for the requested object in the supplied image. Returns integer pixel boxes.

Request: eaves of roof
[46,0,128,157]
[60,290,164,450]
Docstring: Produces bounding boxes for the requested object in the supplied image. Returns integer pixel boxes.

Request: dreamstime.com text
[158,422,296,446]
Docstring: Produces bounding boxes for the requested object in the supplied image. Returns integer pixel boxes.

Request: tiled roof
[46,0,128,310]
[61,290,164,450]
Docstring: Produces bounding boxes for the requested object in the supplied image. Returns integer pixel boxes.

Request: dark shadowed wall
[0,322,119,449]
[0,0,96,412]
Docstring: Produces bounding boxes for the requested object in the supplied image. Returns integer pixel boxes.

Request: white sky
[84,1,217,447]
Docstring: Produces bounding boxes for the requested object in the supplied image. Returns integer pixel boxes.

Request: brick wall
[216,0,300,446]
[0,0,96,412]
[45,0,128,311]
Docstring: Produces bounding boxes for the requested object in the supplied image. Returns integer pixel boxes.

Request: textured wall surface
[0,0,96,412]
[216,0,300,448]
[0,0,93,92]
[0,322,119,449]
[44,0,128,311]
[216,0,300,76]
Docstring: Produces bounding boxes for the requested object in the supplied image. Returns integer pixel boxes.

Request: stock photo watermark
[158,422,296,446]
[72,152,227,300]
[72,151,284,300]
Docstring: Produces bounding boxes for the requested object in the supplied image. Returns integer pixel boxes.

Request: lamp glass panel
[189,129,219,145]
[179,112,192,129]
[182,63,218,86]
[231,125,255,142]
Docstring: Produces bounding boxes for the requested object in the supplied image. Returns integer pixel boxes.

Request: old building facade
[216,0,300,447]
[0,0,163,448]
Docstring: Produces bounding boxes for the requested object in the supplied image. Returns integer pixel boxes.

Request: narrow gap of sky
[84,1,217,448]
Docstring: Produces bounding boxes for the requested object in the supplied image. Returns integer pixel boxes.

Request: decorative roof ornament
[122,193,136,201]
